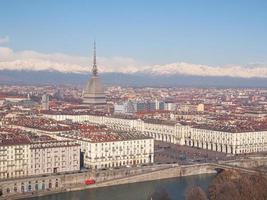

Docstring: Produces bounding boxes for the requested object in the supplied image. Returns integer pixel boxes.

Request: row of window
[4,179,59,194]
[92,158,150,169]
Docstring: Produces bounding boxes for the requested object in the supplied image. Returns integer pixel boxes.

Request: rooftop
[192,119,267,133]
[59,128,152,143]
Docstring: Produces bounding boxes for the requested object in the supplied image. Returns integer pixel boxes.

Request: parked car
[85,179,96,185]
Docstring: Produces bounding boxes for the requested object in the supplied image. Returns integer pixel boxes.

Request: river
[28,174,215,200]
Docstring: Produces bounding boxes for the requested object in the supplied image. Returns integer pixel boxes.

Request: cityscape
[0,0,267,200]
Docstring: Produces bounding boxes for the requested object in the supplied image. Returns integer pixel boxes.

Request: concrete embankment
[4,157,267,200]
[220,156,267,168]
[85,157,267,189]
[87,164,216,189]
[2,163,216,200]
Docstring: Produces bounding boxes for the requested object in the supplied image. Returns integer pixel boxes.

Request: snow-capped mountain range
[0,46,267,87]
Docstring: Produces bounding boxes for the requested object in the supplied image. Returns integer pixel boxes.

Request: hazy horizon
[1,0,267,80]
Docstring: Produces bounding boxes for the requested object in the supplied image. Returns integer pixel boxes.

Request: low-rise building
[29,140,80,176]
[0,128,80,180]
[181,125,267,154]
[58,131,154,169]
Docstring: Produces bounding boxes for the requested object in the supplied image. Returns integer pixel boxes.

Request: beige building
[0,129,80,180]
[180,125,267,154]
[58,132,154,169]
[29,140,80,176]
[83,137,154,169]
[179,103,204,113]
[0,132,31,180]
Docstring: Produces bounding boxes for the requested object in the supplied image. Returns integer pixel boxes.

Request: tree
[148,188,172,200]
[186,186,208,200]
[207,170,267,200]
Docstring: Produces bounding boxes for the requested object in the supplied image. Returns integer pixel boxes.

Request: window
[21,185,24,193]
[42,183,45,190]
[28,185,31,191]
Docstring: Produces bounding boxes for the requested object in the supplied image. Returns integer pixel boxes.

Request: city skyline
[0,0,267,79]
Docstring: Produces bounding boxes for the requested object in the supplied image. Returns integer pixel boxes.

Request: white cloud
[145,62,267,78]
[0,47,141,74]
[0,47,266,78]
[0,36,10,45]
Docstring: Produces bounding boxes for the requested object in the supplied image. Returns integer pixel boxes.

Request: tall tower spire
[92,40,98,76]
[83,40,106,107]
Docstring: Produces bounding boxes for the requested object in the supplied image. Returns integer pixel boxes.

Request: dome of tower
[84,76,105,95]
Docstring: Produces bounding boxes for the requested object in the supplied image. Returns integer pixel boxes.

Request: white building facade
[43,114,267,155]
[0,143,30,180]
[29,140,80,176]
[56,132,154,170]
[84,138,154,169]
[0,140,80,180]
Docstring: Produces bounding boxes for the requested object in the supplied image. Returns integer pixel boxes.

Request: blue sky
[0,0,267,66]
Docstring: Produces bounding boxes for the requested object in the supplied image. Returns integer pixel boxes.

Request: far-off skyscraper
[41,94,49,110]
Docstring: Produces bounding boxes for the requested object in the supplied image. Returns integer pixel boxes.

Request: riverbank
[61,163,217,194]
[2,156,267,200]
[27,174,216,200]
[3,163,216,200]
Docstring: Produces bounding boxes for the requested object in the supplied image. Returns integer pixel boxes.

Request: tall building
[82,42,106,107]
[41,94,49,110]
[0,129,80,180]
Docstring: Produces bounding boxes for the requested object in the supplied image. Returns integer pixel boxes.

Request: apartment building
[0,128,80,180]
[58,131,154,169]
[29,140,80,176]
[0,133,30,179]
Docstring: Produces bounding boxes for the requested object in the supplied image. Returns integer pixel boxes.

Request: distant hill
[0,69,267,87]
